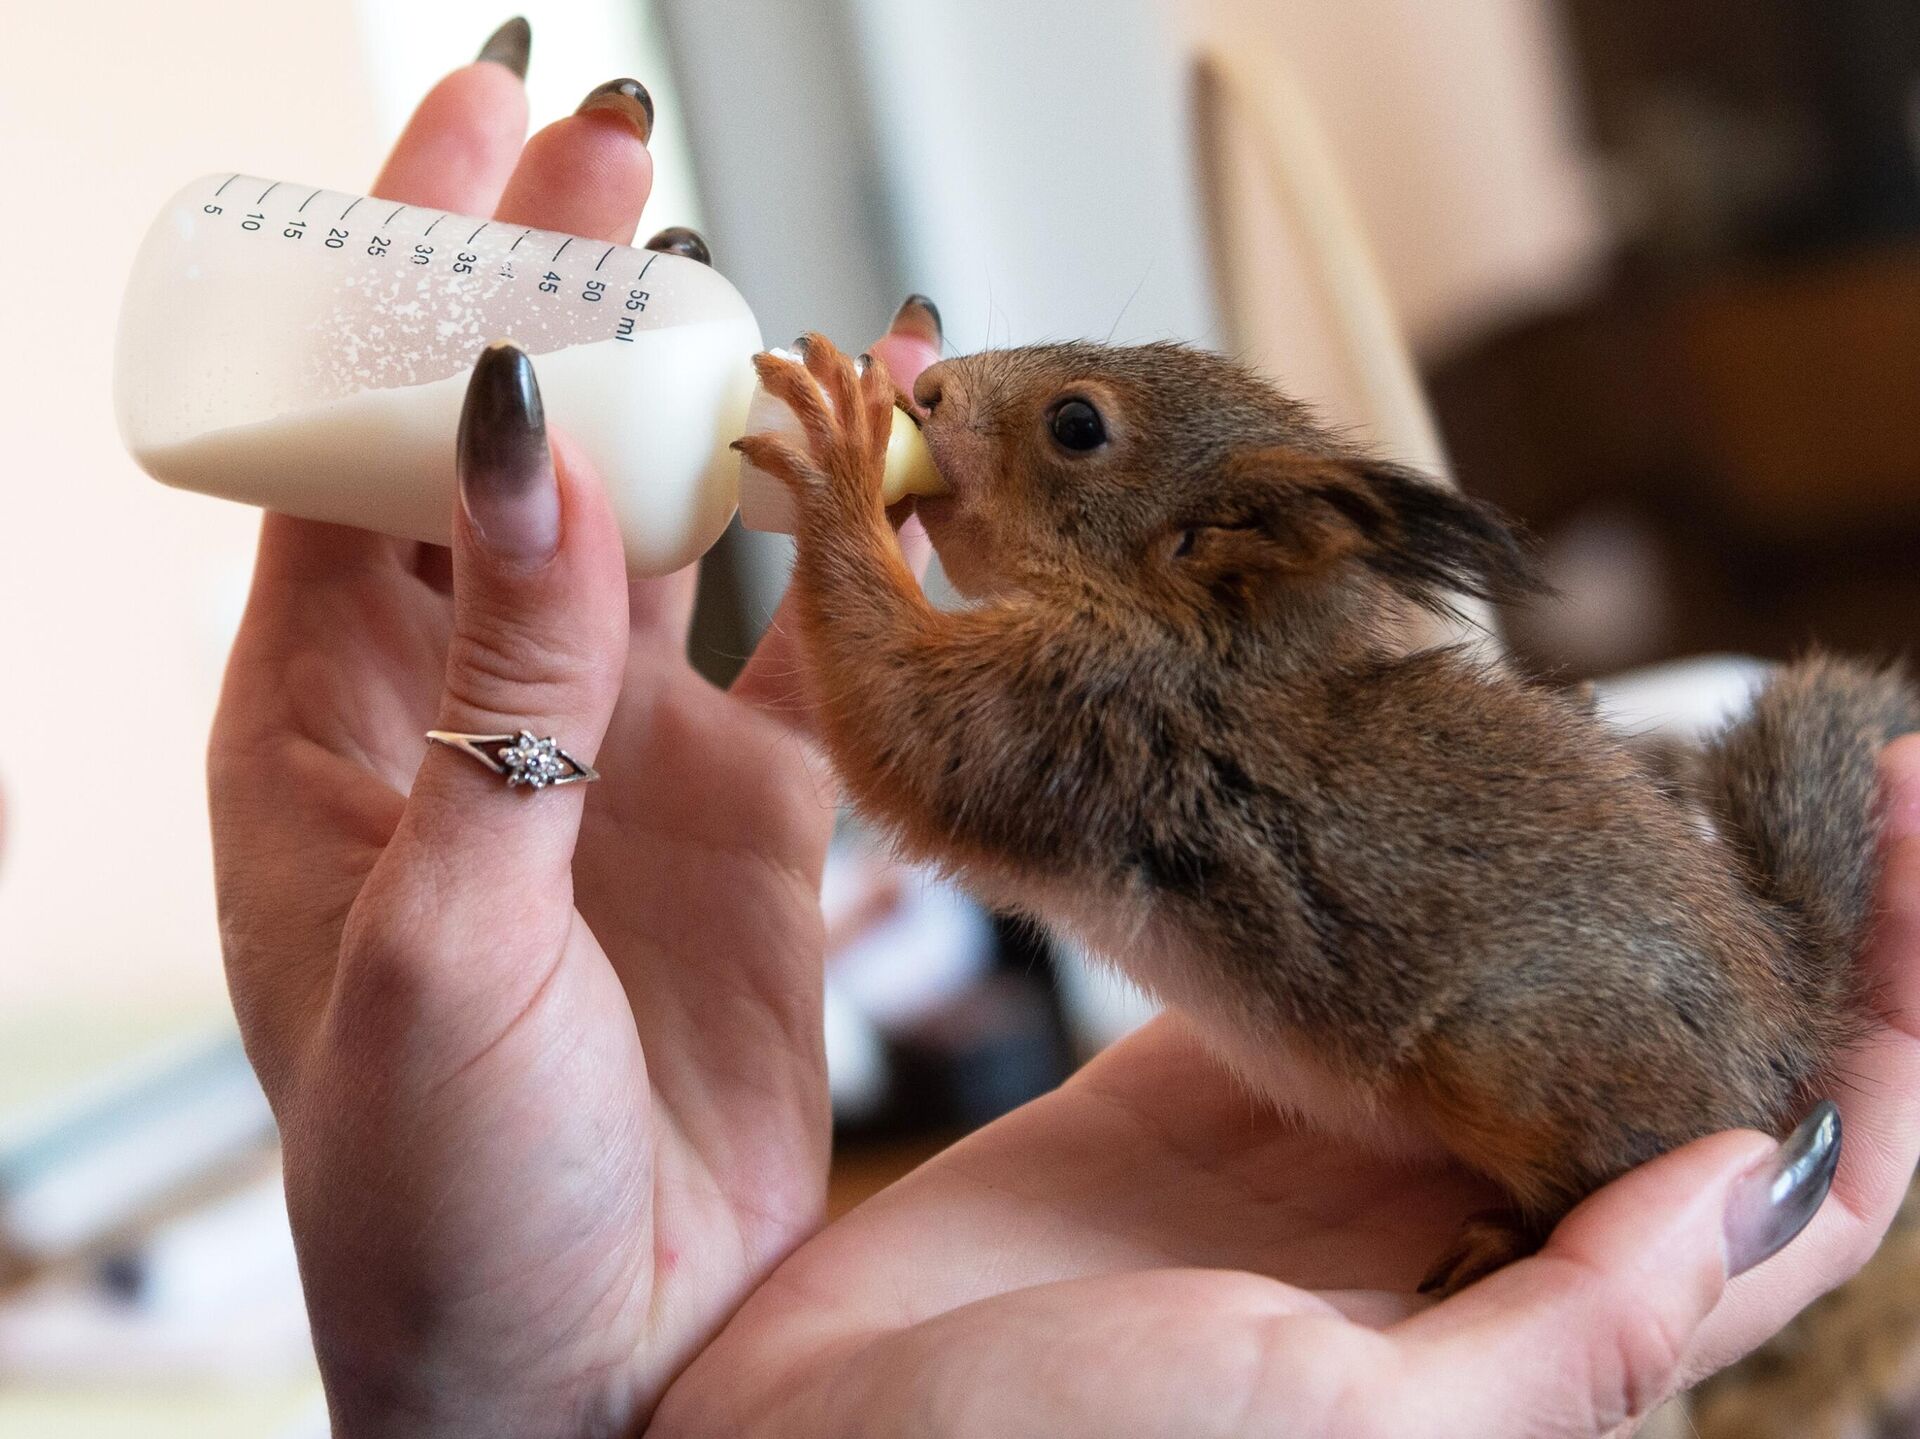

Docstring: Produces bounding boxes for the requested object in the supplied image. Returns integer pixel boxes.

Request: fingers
[871,295,944,407]
[732,302,945,736]
[801,333,864,436]
[493,78,656,244]
[371,54,530,215]
[858,351,899,449]
[248,49,535,597]
[489,78,689,641]
[1389,1124,1816,1438]
[364,343,628,983]
[732,433,818,490]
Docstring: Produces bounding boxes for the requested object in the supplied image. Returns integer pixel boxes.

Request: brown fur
[738,337,1916,1295]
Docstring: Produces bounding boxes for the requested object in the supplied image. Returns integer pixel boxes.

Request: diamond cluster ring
[425,730,600,790]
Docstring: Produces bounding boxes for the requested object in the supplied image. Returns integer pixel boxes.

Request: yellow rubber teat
[880,407,944,507]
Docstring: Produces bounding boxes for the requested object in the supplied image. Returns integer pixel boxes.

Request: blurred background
[0,0,1916,1431]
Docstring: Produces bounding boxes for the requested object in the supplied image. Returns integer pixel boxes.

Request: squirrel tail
[1696,654,1920,1003]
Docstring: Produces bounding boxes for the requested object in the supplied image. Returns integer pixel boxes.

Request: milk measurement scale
[200,173,664,354]
[115,173,942,574]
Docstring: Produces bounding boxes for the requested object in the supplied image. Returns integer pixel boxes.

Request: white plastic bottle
[115,174,941,574]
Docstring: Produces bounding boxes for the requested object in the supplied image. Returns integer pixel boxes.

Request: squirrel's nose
[913,363,948,414]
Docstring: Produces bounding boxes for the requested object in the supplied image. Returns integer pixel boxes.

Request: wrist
[315,1335,626,1439]
[287,1146,637,1439]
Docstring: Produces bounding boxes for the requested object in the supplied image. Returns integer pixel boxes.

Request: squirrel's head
[912,341,1541,651]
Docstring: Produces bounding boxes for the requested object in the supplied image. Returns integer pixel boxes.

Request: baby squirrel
[737,335,1917,1293]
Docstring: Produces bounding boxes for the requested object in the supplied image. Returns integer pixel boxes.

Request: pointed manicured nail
[645,226,711,265]
[1725,1101,1842,1276]
[476,17,531,79]
[576,79,654,144]
[891,294,942,346]
[458,341,558,561]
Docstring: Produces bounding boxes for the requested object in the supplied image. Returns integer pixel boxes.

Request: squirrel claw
[747,337,893,518]
[1418,1209,1544,1298]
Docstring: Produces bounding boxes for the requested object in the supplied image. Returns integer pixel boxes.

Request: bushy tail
[1697,655,1920,1004]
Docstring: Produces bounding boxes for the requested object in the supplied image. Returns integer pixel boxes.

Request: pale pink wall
[0,3,381,1007]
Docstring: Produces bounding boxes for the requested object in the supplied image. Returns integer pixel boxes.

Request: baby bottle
[114,174,942,575]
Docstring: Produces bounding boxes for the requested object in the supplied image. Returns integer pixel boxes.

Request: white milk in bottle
[115,174,942,574]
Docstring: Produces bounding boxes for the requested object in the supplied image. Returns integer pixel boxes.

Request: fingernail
[645,226,711,266]
[891,294,942,347]
[458,341,559,561]
[576,79,654,144]
[476,17,531,79]
[1724,1101,1842,1276]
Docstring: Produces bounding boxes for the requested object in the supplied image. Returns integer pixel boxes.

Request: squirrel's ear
[1197,448,1543,613]
[1340,460,1544,611]
[1252,452,1541,612]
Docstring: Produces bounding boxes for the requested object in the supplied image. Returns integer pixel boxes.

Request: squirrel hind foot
[1418,1208,1547,1298]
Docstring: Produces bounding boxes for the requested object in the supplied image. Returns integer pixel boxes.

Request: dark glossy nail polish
[891,294,942,346]
[458,341,558,560]
[576,79,654,144]
[1725,1101,1842,1276]
[645,226,711,266]
[476,17,531,79]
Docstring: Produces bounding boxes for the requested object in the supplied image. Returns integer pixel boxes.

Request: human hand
[654,738,1920,1438]
[207,26,941,1437]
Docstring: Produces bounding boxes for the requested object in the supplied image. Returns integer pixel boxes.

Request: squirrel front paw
[1419,1208,1546,1297]
[734,334,898,528]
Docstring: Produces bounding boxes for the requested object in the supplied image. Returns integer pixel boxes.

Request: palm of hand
[217,534,839,1408]
[657,1018,1500,1433]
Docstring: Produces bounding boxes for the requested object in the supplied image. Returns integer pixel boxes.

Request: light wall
[0,2,379,1009]
[843,0,1605,439]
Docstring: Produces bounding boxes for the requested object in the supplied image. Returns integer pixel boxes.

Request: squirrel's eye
[1048,398,1107,452]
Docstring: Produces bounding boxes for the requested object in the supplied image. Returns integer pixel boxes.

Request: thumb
[1390,1105,1841,1438]
[370,341,628,975]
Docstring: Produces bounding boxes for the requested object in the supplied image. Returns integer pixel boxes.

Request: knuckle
[443,610,606,727]
[338,880,441,996]
[332,869,490,1042]
[1587,1298,1690,1427]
